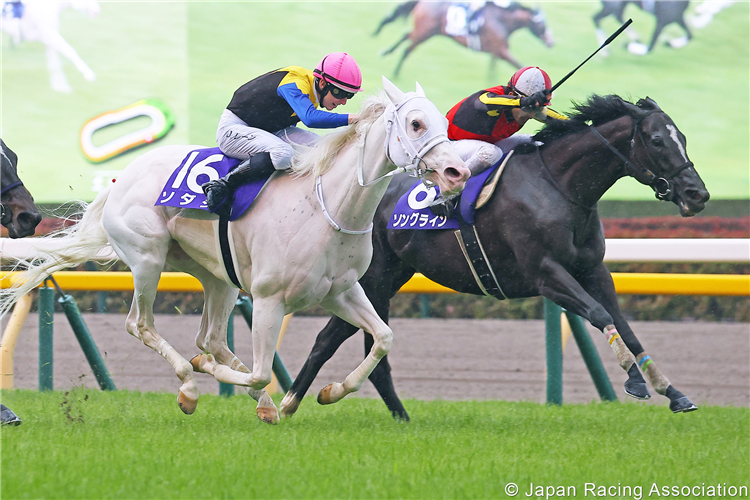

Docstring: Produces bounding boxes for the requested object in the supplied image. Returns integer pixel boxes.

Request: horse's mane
[532,94,652,147]
[505,2,533,13]
[290,92,389,179]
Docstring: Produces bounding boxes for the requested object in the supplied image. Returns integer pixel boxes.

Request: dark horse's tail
[373,1,418,36]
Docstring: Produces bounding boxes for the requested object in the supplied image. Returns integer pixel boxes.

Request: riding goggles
[329,85,355,100]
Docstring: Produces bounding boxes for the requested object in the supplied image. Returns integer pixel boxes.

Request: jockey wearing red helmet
[202,52,363,214]
[445,66,566,176]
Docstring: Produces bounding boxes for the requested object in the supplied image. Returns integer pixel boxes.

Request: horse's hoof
[670,396,698,413]
[280,392,300,418]
[624,380,651,400]
[190,353,207,373]
[627,41,648,56]
[317,384,335,405]
[177,391,198,415]
[256,406,280,425]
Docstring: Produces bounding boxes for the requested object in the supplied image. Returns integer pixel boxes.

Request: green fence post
[235,296,293,392]
[83,262,107,312]
[58,294,116,391]
[419,295,431,318]
[564,311,618,402]
[544,299,563,406]
[219,309,235,397]
[38,286,55,392]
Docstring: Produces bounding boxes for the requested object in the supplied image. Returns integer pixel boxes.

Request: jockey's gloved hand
[520,90,550,111]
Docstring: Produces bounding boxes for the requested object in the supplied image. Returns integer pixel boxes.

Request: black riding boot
[0,404,22,426]
[202,152,276,215]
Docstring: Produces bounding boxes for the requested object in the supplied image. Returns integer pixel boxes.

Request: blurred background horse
[1,0,100,92]
[375,1,554,77]
[593,1,691,56]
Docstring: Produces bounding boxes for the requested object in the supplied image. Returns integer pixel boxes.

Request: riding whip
[549,19,633,93]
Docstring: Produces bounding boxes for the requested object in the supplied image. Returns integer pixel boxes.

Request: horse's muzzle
[5,210,42,238]
[675,186,709,217]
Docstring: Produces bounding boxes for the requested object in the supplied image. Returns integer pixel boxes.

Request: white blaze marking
[0,146,13,167]
[666,124,688,163]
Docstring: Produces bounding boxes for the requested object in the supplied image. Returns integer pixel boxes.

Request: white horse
[2,0,100,93]
[0,78,470,424]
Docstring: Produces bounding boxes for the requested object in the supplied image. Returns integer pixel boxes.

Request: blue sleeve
[277,83,349,129]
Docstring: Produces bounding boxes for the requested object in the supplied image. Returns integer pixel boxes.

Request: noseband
[590,111,693,201]
[0,180,24,225]
[383,94,450,187]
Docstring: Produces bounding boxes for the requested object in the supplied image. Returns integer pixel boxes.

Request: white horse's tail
[1,186,114,317]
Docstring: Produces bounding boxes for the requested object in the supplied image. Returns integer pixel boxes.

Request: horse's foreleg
[579,264,697,412]
[490,46,521,70]
[280,316,360,418]
[668,18,692,48]
[537,258,638,385]
[181,261,279,424]
[364,334,409,421]
[45,47,71,93]
[646,21,667,53]
[317,284,393,405]
[394,38,426,76]
[41,31,96,81]
[381,32,410,57]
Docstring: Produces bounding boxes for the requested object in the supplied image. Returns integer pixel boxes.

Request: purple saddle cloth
[155,147,268,221]
[388,155,504,230]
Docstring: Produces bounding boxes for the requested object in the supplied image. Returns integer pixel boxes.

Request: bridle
[1,181,24,225]
[316,93,450,235]
[590,110,693,201]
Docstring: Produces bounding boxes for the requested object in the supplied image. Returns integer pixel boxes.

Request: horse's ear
[637,97,662,112]
[415,81,426,97]
[382,76,405,105]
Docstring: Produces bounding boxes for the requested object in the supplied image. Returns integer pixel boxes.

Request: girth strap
[454,215,507,300]
[218,215,242,289]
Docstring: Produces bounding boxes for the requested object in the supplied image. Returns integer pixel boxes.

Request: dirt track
[4,313,749,410]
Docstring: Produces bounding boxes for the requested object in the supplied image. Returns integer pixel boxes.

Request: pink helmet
[509,66,552,103]
[313,52,362,94]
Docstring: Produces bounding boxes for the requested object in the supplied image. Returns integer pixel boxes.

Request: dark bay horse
[376,1,554,76]
[1,139,42,238]
[280,95,710,420]
[593,1,691,55]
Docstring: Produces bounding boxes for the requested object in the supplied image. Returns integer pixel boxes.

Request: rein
[535,146,594,211]
[589,112,694,201]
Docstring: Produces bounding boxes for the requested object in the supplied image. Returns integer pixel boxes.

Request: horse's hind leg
[316,283,393,405]
[105,209,199,414]
[580,263,697,413]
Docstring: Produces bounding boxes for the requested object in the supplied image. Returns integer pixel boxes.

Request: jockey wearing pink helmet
[314,52,363,101]
[202,52,363,214]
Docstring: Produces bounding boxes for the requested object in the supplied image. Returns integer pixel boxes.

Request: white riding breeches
[216,109,320,170]
[451,133,534,176]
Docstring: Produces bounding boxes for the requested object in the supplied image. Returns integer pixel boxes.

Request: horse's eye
[652,135,663,146]
[411,120,421,131]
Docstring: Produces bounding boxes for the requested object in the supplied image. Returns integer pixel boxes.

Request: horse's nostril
[686,189,708,203]
[17,211,42,230]
[445,167,464,181]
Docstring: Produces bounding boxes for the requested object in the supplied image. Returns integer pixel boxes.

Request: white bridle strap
[384,95,450,173]
[318,92,449,234]
[315,175,373,235]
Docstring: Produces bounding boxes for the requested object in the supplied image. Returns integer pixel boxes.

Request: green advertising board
[2,1,748,203]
